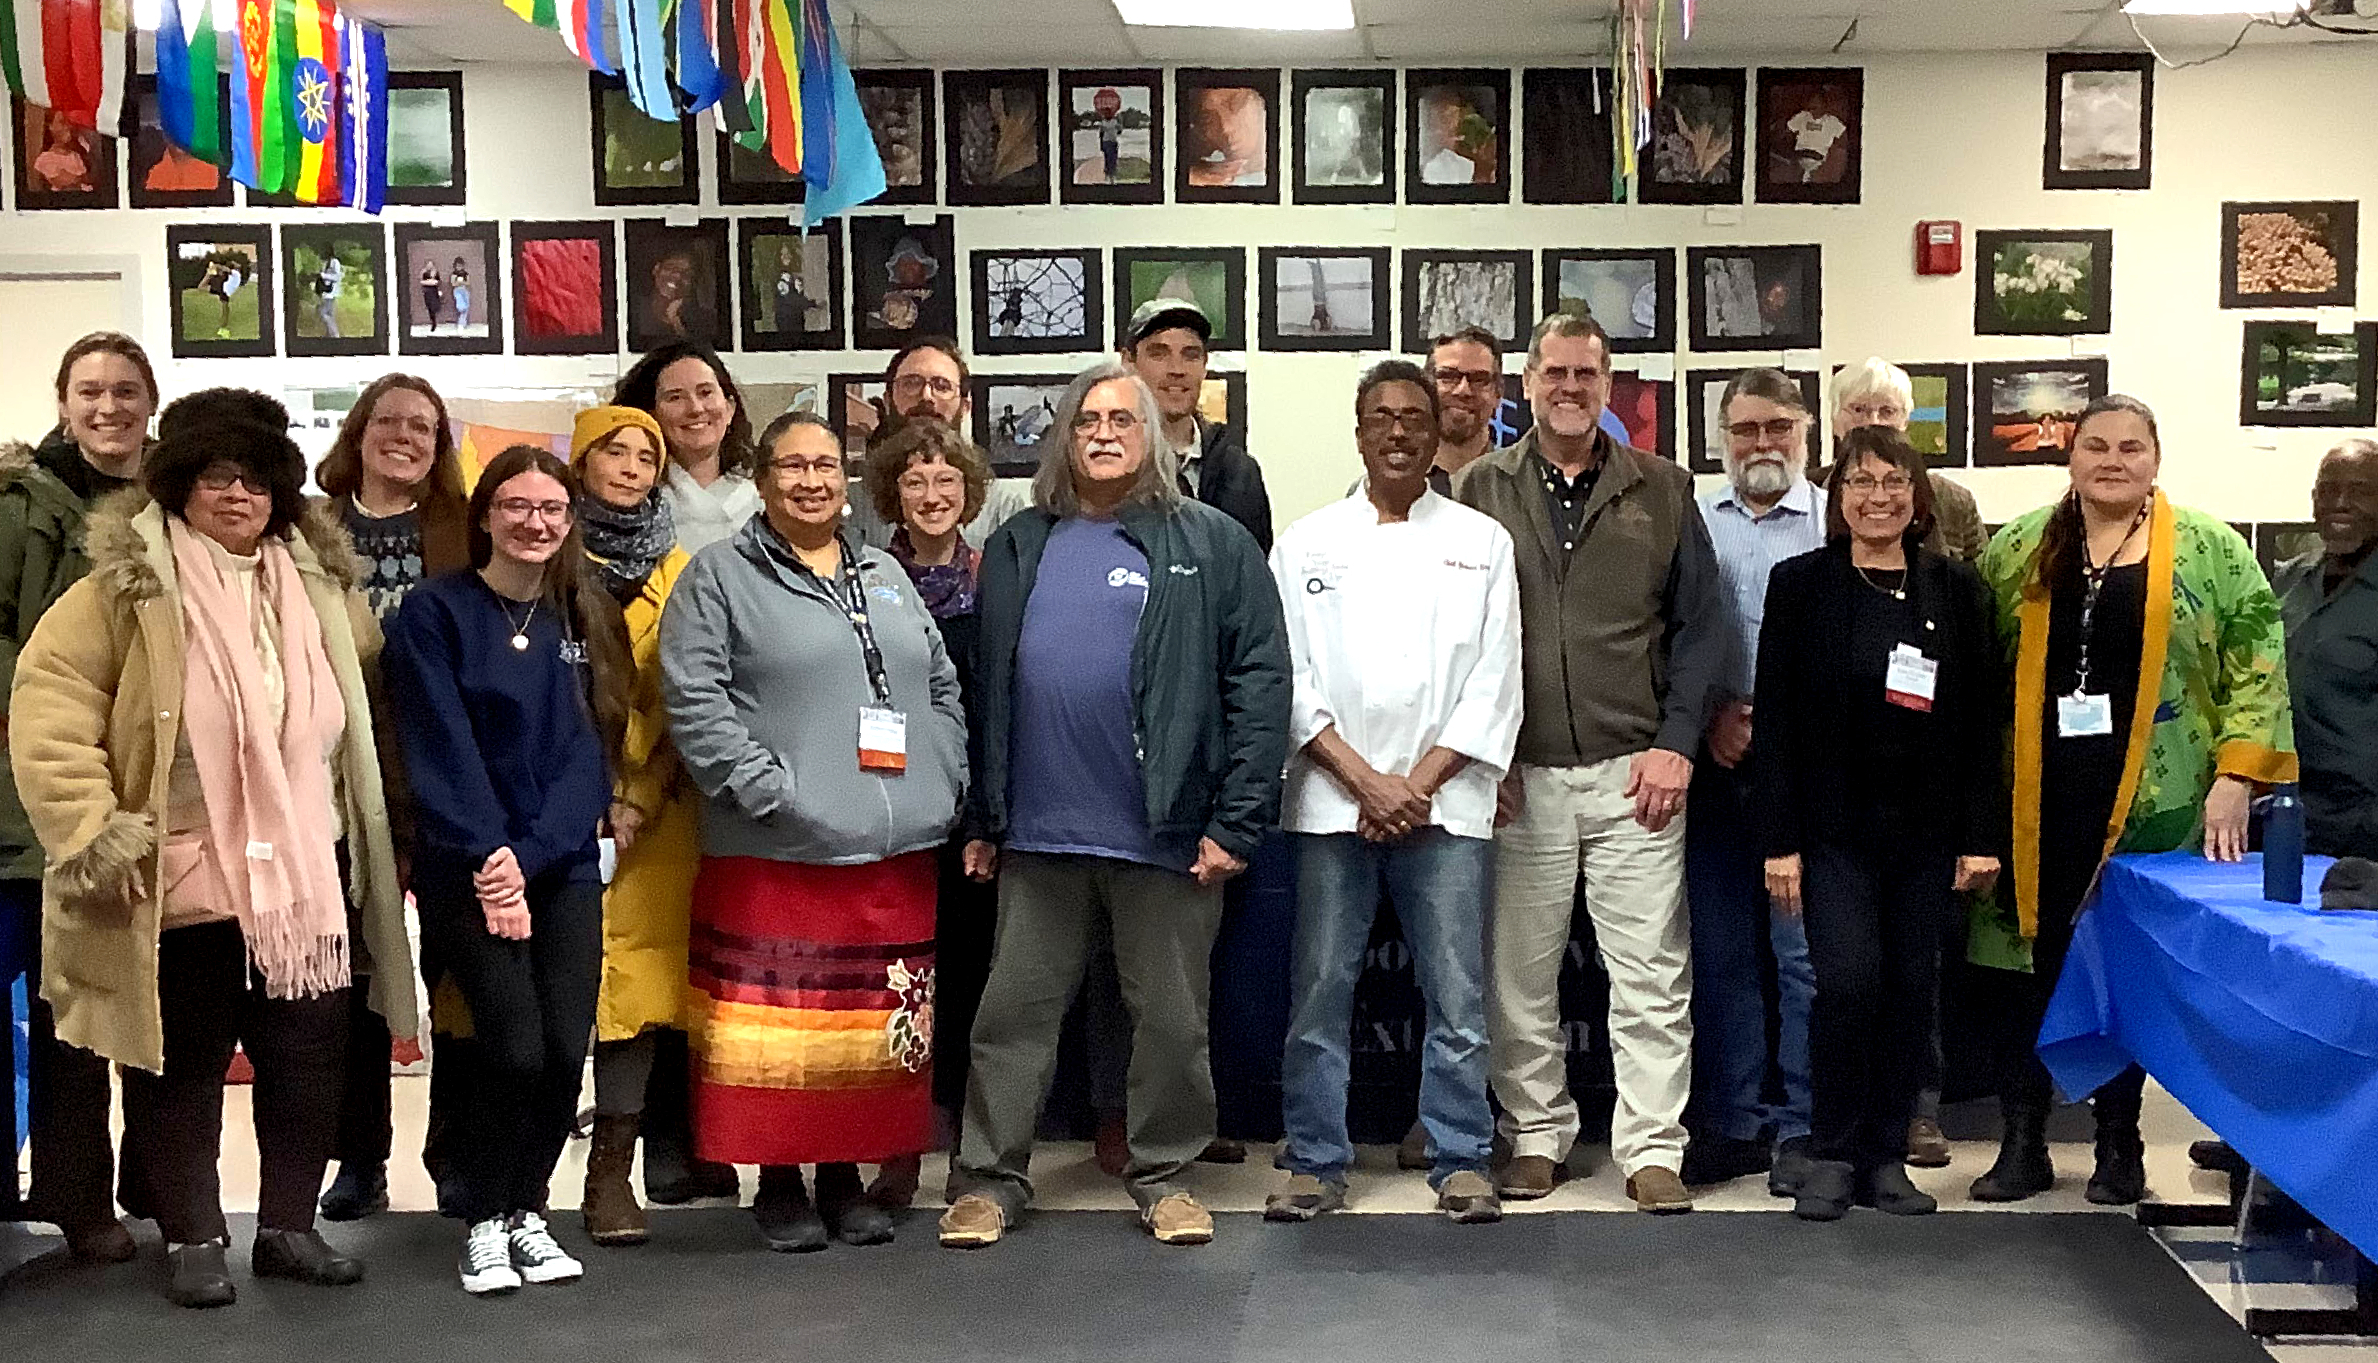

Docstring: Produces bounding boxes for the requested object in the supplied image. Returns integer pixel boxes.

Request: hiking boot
[582,1114,648,1246]
[1969,1100,2054,1202]
[1263,1174,1346,1222]
[1436,1171,1502,1224]
[1143,1192,1214,1245]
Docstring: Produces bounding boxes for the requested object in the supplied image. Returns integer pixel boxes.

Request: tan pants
[1488,757,1693,1176]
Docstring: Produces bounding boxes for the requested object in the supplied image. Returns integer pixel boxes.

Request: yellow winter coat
[596,546,700,1042]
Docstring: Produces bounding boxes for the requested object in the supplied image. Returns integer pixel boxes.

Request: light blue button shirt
[1698,477,1827,697]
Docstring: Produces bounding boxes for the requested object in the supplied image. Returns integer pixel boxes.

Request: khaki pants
[1488,757,1693,1176]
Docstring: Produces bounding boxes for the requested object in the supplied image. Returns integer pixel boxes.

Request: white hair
[1830,356,1913,415]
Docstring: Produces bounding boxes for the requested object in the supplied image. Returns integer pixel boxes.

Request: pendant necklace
[1856,564,1907,600]
[501,595,539,651]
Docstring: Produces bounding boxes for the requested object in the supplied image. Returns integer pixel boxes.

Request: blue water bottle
[2262,783,2304,905]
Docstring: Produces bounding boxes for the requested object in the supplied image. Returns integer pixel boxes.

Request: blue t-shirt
[1007,517,1161,866]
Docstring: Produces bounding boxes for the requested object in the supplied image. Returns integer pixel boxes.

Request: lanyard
[796,541,895,709]
[2071,500,2149,697]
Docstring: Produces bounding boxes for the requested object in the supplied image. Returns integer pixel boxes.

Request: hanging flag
[672,0,724,114]
[0,0,132,132]
[333,9,383,210]
[711,0,752,135]
[228,0,295,191]
[794,0,879,226]
[614,0,671,117]
[501,0,608,73]
[288,0,340,202]
[154,0,221,163]
[749,0,800,171]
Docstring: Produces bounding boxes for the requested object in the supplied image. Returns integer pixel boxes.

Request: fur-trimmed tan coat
[11,492,416,1072]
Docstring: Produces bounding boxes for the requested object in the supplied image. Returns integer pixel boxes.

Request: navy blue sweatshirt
[382,569,611,883]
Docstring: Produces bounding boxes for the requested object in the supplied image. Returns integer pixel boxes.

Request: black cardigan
[1750,541,2007,864]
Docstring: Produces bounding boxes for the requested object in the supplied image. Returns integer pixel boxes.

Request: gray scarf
[578,491,677,602]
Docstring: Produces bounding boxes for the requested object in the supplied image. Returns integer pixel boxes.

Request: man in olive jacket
[942,362,1289,1251]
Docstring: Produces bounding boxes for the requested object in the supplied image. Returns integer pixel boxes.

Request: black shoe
[1196,1138,1247,1165]
[319,1162,389,1222]
[2086,1138,2147,1206]
[1793,1160,1855,1222]
[1680,1134,1771,1187]
[2188,1139,2249,1176]
[167,1242,237,1309]
[812,1164,895,1247]
[1767,1136,1814,1198]
[65,1218,137,1263]
[754,1169,827,1253]
[1859,1164,1938,1216]
[1969,1102,2054,1202]
[252,1228,365,1286]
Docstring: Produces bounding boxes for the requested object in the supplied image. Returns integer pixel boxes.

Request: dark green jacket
[0,438,107,878]
[965,497,1290,868]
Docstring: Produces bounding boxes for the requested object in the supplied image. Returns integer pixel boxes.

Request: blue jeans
[1279,830,1494,1187]
[1684,759,1812,1145]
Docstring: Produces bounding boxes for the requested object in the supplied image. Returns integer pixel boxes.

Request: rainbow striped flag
[0,0,131,132]
[502,0,608,72]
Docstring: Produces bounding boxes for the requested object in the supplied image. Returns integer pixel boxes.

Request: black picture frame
[855,68,936,207]
[970,372,1077,476]
[2239,320,2378,428]
[2044,52,2153,192]
[622,217,733,354]
[1970,358,2110,468]
[1972,228,2114,337]
[969,248,1104,356]
[1544,248,1675,354]
[1889,361,1972,468]
[510,219,618,356]
[828,372,890,457]
[1291,68,1395,207]
[1638,68,1745,206]
[1521,67,1617,206]
[738,220,846,353]
[1754,66,1862,205]
[1258,247,1391,352]
[1401,249,1532,353]
[393,220,505,357]
[942,69,1053,208]
[1686,244,1823,352]
[1175,67,1280,206]
[1686,367,1822,475]
[1404,67,1509,205]
[384,70,467,207]
[589,74,697,207]
[165,223,275,359]
[125,73,234,209]
[715,129,805,206]
[12,96,119,210]
[1202,368,1248,437]
[2221,201,2359,309]
[1607,368,1677,463]
[1059,68,1164,206]
[1112,246,1248,351]
[848,213,959,351]
[281,222,391,359]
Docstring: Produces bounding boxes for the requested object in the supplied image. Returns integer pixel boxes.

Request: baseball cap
[1125,296,1211,348]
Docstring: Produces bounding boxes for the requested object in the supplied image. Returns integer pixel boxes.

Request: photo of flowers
[1971,359,2109,467]
[1405,68,1508,205]
[1754,67,1861,205]
[510,219,618,356]
[1974,229,2113,336]
[1258,247,1390,352]
[1687,244,1822,352]
[2240,321,2377,428]
[2222,201,2358,309]
[1522,68,1616,206]
[1060,69,1162,205]
[971,248,1103,356]
[1545,248,1674,354]
[944,69,1051,208]
[2044,52,2152,191]
[1175,68,1279,205]
[1402,250,1532,353]
[1292,68,1394,206]
[855,69,936,206]
[1638,68,1745,206]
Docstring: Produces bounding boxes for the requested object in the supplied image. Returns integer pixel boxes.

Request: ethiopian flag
[288,0,338,201]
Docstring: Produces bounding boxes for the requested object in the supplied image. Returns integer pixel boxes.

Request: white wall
[2,44,2371,531]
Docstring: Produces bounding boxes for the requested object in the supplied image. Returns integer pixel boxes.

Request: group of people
[1,299,2366,1306]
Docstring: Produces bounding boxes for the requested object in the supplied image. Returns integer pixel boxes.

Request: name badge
[1884,643,1938,712]
[859,707,908,773]
[2058,692,2114,738]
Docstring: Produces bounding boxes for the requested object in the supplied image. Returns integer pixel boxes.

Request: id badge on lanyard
[859,706,908,772]
[2058,692,2114,738]
[1884,643,1938,713]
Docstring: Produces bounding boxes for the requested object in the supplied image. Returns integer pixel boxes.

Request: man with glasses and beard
[849,337,1030,548]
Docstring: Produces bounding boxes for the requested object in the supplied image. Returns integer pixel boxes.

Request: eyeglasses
[1430,368,1499,393]
[196,465,271,495]
[1841,402,1907,424]
[1727,418,1805,442]
[1071,410,1142,435]
[897,469,965,495]
[766,457,843,478]
[1358,411,1434,435]
[1843,473,1915,495]
[494,498,574,522]
[892,374,961,399]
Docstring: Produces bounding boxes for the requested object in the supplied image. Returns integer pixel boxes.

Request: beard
[1439,406,1486,445]
[1728,454,1799,500]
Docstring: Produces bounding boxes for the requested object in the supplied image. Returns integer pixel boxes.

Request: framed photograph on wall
[1687,367,1822,475]
[1113,247,1247,351]
[1971,358,2109,467]
[1973,229,2113,336]
[1059,69,1163,206]
[1201,369,1247,435]
[1608,369,1676,462]
[394,220,503,357]
[943,69,1051,207]
[1754,67,1861,205]
[1638,68,1744,206]
[1258,247,1390,352]
[856,68,936,206]
[716,130,804,206]
[1889,362,1972,468]
[971,248,1102,356]
[166,224,274,359]
[739,221,845,353]
[1402,249,1532,353]
[126,74,233,209]
[282,223,391,359]
[386,71,466,206]
[2044,52,2152,191]
[848,214,959,351]
[623,218,732,353]
[1175,67,1279,205]
[2240,320,2377,428]
[1545,248,1674,353]
[1292,68,1394,206]
[971,373,1076,476]
[829,373,889,457]
[589,74,697,206]
[1687,244,1822,352]
[1404,68,1509,205]
[1522,68,1616,206]
[511,219,618,356]
[12,97,118,209]
[2221,201,2358,309]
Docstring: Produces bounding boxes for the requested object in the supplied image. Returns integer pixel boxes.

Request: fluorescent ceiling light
[1112,0,1355,29]
[130,0,236,33]
[2121,0,2304,14]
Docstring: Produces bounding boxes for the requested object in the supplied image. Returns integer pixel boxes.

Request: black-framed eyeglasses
[196,465,271,496]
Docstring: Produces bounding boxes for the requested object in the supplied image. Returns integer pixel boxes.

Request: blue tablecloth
[2041,851,2378,1258]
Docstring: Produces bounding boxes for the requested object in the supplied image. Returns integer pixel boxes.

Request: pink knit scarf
[170,518,351,999]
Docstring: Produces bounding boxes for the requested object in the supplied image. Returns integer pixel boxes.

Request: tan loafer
[1437,1171,1503,1224]
[1626,1166,1695,1214]
[1263,1174,1346,1222]
[1497,1154,1561,1200]
[1143,1192,1214,1245]
[938,1193,1006,1248]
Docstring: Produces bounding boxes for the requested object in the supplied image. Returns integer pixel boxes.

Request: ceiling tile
[1365,21,1606,59]
[871,23,1138,64]
[1128,27,1372,60]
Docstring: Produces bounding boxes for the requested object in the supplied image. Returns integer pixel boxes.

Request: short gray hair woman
[1031,361,1182,517]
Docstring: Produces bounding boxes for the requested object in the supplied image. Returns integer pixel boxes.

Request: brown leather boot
[582,1114,649,1246]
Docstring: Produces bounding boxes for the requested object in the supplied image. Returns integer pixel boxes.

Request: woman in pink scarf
[12,389,412,1309]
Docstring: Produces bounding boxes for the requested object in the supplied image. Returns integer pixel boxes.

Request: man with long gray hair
[941,362,1290,1251]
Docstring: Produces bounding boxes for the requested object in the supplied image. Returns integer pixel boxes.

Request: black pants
[933,838,997,1114]
[119,919,350,1244]
[1802,841,1950,1170]
[419,861,601,1225]
[2000,825,2147,1118]
[334,977,395,1167]
[2,879,117,1232]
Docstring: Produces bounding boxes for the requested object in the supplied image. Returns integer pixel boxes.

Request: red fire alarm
[1916,221,1963,276]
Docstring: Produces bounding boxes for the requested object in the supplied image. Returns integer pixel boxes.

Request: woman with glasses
[615,342,759,556]
[382,446,633,1294]
[1751,426,2005,1221]
[662,411,966,1252]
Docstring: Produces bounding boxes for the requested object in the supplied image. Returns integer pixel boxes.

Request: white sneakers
[460,1211,585,1295]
